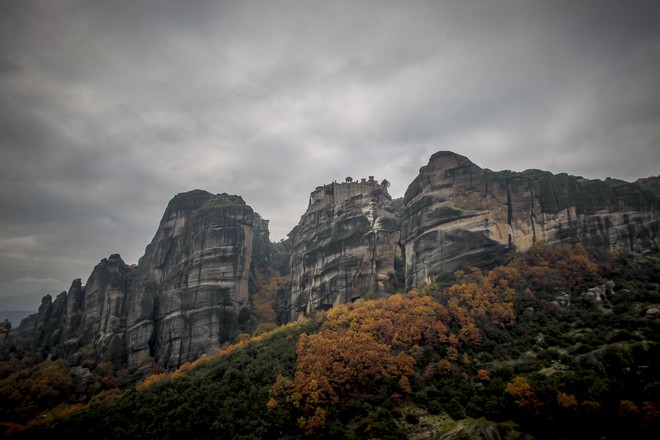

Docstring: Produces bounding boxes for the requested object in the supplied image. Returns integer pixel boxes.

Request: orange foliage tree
[556,391,578,411]
[271,291,492,434]
[510,242,601,292]
[505,376,542,413]
[448,265,517,329]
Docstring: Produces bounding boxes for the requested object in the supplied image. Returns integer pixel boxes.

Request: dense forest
[1,242,658,439]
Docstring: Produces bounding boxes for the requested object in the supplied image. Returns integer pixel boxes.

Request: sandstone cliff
[5,152,658,372]
[125,190,270,370]
[401,151,659,289]
[284,177,401,321]
[6,254,134,367]
[7,190,271,372]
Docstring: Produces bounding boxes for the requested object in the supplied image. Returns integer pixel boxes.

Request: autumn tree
[270,292,486,434]
[505,376,542,413]
[447,266,517,329]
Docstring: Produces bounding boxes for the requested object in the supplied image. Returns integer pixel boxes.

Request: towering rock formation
[401,151,659,288]
[8,190,271,372]
[4,151,658,372]
[125,190,269,370]
[8,255,135,366]
[285,177,401,321]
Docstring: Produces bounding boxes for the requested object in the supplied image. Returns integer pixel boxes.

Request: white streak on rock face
[287,180,401,322]
[9,153,658,375]
[400,151,659,289]
[10,190,271,373]
[123,191,269,371]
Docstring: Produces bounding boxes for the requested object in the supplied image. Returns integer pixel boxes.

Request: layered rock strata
[125,190,269,370]
[8,190,270,372]
[5,152,659,370]
[7,255,134,366]
[401,151,659,289]
[286,177,401,321]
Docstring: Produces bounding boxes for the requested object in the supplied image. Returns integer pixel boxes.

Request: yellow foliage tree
[274,292,482,434]
[506,376,542,412]
[556,391,578,411]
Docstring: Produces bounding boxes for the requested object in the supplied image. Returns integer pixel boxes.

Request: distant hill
[0,291,49,312]
[0,310,34,327]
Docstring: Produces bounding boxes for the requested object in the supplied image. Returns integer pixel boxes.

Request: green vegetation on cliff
[521,169,659,214]
[2,244,659,439]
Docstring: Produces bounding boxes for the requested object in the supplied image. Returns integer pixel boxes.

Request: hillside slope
[6,243,659,440]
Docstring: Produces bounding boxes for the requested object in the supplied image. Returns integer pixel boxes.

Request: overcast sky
[1,0,659,310]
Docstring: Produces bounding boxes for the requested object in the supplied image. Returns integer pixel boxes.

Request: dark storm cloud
[1,0,658,309]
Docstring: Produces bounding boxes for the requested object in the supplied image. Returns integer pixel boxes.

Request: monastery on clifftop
[308,176,388,209]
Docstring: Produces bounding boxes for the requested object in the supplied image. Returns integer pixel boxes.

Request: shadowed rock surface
[7,190,270,372]
[401,151,659,289]
[4,151,658,372]
[285,177,402,321]
[125,190,270,370]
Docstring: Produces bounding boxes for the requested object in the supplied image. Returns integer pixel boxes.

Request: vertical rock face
[8,255,135,365]
[125,190,269,370]
[401,151,659,289]
[286,177,401,321]
[79,254,134,365]
[8,190,271,372]
[5,152,658,371]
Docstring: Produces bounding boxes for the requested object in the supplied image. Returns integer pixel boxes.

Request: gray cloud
[1,0,659,310]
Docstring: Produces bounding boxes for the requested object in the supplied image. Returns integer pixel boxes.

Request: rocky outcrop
[401,151,659,289]
[285,177,401,321]
[7,190,271,372]
[125,190,270,370]
[4,152,658,371]
[8,255,137,367]
[636,175,660,194]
